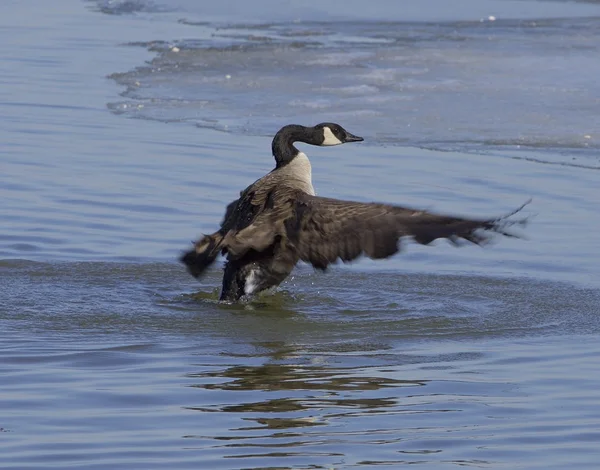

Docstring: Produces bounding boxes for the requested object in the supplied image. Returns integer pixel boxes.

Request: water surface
[1,0,599,469]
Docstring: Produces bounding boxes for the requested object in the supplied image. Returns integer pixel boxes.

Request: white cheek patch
[321,126,343,146]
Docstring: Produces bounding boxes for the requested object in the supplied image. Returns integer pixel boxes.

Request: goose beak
[344,132,364,143]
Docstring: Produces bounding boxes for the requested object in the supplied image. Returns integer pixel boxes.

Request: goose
[181,122,527,302]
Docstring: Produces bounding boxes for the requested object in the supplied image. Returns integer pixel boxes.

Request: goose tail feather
[180,232,225,278]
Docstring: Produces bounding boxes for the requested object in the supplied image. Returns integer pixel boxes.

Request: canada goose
[181,123,527,302]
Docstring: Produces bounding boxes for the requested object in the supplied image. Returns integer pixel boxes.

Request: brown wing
[182,181,284,276]
[219,177,284,233]
[287,193,529,270]
[219,198,240,231]
[220,185,296,259]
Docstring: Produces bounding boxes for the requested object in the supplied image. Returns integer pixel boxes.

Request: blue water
[1,0,600,468]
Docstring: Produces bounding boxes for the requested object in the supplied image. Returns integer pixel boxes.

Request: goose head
[314,122,364,146]
[272,122,363,167]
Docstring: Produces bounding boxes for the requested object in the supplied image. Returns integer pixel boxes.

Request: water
[1,0,600,468]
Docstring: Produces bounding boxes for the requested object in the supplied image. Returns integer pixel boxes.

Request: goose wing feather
[288,192,528,270]
[219,185,294,259]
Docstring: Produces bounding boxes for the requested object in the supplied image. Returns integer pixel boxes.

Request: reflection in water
[183,341,435,466]
[196,363,423,392]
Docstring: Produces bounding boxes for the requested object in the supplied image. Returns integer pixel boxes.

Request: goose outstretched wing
[286,193,528,270]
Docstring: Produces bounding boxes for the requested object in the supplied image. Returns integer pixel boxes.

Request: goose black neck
[272,125,320,168]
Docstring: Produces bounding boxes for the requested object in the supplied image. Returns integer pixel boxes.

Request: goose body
[181,123,526,302]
